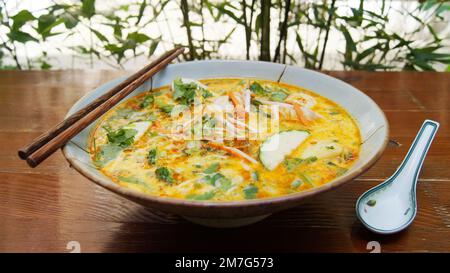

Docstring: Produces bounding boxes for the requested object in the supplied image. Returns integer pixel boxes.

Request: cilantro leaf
[155,167,174,184]
[139,94,154,108]
[173,78,197,105]
[204,163,219,174]
[249,82,268,96]
[107,128,137,147]
[283,158,303,172]
[201,89,213,99]
[147,148,157,165]
[270,91,288,102]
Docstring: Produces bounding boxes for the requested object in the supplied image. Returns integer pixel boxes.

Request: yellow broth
[89,78,361,201]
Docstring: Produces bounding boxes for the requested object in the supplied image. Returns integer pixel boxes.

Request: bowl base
[182,214,271,228]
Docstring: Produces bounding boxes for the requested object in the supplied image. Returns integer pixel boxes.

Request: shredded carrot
[206,141,258,164]
[227,91,247,120]
[293,102,309,125]
[228,91,241,107]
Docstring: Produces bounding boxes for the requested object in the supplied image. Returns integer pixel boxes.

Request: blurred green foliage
[0,0,449,71]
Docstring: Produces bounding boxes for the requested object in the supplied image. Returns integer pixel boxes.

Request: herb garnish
[155,167,174,184]
[106,128,137,148]
[303,156,318,164]
[147,148,157,165]
[283,158,303,172]
[249,82,268,96]
[173,78,198,105]
[243,184,259,199]
[269,90,288,102]
[140,94,154,108]
[203,163,219,174]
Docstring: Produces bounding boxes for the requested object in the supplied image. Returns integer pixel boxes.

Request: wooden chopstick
[22,47,184,168]
[18,47,181,160]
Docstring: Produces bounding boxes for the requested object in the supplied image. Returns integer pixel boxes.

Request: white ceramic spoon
[356,120,439,234]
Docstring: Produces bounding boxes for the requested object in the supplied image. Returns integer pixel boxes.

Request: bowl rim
[62,60,389,210]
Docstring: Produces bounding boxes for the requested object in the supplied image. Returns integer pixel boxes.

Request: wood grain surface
[0,70,449,253]
[24,48,183,167]
[18,48,180,160]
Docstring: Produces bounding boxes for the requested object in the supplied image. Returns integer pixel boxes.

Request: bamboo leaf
[81,0,96,19]
[11,10,35,30]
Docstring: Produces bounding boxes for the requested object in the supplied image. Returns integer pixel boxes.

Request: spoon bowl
[356,120,439,234]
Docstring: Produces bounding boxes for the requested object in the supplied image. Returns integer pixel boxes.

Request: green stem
[259,0,271,61]
[200,0,206,59]
[273,0,291,63]
[180,0,196,60]
[241,0,250,60]
[318,0,336,70]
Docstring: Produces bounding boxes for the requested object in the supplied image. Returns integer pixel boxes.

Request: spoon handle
[394,120,439,187]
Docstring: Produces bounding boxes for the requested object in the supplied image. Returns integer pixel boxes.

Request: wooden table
[0,70,449,253]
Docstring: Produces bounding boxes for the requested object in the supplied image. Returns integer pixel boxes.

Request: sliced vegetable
[259,130,310,171]
[283,157,303,172]
[291,179,303,189]
[301,140,343,159]
[299,173,314,187]
[243,184,259,199]
[303,156,318,164]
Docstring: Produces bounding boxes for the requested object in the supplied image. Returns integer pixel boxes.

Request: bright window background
[1,0,449,70]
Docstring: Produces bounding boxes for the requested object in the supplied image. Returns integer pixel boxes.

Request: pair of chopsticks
[18,47,185,168]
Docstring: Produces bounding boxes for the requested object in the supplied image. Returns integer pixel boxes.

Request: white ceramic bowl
[62,60,389,227]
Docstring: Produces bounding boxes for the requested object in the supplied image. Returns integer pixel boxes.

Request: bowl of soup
[62,60,388,227]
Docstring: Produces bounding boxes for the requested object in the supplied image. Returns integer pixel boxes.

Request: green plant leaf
[136,0,147,25]
[7,30,38,43]
[11,10,35,30]
[37,14,64,39]
[148,40,159,57]
[81,0,96,18]
[62,13,78,29]
[127,32,151,43]
[92,29,109,43]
